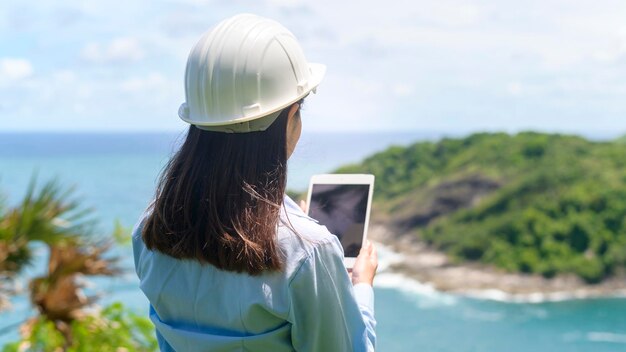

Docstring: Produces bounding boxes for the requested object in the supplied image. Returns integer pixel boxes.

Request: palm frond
[31,240,120,322]
[1,176,105,316]
[8,177,95,246]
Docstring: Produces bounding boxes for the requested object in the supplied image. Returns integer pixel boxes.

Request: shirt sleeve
[287,237,376,352]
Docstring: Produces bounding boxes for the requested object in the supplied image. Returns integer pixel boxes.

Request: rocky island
[335,132,626,300]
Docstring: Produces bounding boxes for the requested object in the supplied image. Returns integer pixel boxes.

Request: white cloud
[0,58,33,81]
[419,3,484,27]
[267,0,306,7]
[507,82,523,96]
[81,37,145,64]
[393,84,415,97]
[591,36,626,64]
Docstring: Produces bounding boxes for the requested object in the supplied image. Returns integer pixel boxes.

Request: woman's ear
[287,103,300,121]
[285,103,302,159]
[285,103,300,133]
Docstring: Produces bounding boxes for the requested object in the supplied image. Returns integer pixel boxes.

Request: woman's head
[142,14,323,275]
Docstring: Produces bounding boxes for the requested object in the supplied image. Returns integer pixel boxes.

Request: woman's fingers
[370,242,378,266]
[351,241,378,286]
[361,240,373,255]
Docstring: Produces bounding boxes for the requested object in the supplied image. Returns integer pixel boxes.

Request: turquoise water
[1,132,625,351]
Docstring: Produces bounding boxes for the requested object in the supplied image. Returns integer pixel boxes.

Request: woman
[132,14,378,351]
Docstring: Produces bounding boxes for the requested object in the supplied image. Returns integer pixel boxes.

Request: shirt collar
[282,195,318,223]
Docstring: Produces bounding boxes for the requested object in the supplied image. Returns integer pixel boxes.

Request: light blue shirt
[132,195,376,351]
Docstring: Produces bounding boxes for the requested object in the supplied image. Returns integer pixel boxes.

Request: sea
[1,131,625,351]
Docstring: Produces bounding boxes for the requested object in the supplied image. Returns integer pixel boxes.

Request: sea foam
[374,242,458,307]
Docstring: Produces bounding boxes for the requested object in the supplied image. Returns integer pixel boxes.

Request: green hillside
[337,132,626,283]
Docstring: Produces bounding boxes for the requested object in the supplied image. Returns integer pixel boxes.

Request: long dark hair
[142,108,292,275]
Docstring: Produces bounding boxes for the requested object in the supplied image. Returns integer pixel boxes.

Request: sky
[1,0,625,134]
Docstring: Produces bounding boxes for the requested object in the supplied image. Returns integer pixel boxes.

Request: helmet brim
[307,63,326,94]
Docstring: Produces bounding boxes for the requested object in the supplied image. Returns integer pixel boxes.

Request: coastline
[369,223,626,303]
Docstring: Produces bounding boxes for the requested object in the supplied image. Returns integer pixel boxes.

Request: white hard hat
[178,14,326,133]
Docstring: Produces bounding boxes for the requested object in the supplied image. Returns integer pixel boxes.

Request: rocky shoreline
[369,223,626,302]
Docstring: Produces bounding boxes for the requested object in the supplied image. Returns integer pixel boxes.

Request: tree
[0,178,157,351]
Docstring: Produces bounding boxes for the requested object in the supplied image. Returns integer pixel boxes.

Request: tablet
[306,174,375,268]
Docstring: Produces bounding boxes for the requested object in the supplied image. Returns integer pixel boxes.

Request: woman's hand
[350,241,378,286]
[299,199,308,213]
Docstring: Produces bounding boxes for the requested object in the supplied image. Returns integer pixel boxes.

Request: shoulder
[277,196,344,277]
[130,203,154,277]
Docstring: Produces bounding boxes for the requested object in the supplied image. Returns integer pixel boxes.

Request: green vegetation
[2,303,157,352]
[0,178,157,350]
[338,132,626,283]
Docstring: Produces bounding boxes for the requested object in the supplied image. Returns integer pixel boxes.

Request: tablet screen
[308,184,370,257]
